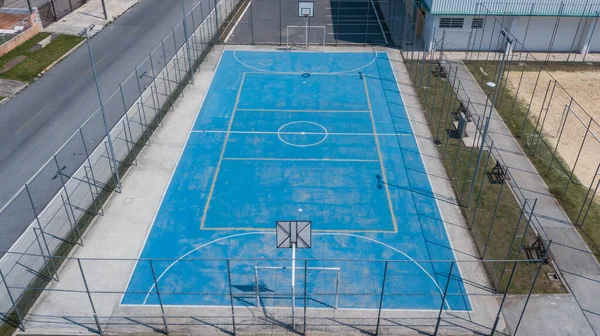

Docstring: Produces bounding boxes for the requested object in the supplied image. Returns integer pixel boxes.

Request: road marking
[128,22,145,36]
[161,0,175,7]
[15,102,52,135]
[81,54,106,77]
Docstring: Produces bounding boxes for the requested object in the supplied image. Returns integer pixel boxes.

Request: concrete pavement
[0,0,214,254]
[42,0,139,37]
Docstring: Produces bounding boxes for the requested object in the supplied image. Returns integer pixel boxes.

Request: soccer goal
[286,25,326,50]
[253,265,341,309]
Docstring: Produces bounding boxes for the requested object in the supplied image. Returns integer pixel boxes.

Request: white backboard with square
[298,1,314,17]
[276,221,311,248]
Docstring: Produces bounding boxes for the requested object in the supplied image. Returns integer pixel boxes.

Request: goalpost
[286,24,326,50]
[253,265,341,309]
[286,1,325,50]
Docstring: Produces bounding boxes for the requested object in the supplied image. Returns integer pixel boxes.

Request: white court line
[222,157,379,162]
[236,108,369,113]
[224,0,252,43]
[141,232,451,310]
[233,50,378,74]
[192,130,412,136]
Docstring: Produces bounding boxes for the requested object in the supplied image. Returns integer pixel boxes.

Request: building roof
[425,0,600,16]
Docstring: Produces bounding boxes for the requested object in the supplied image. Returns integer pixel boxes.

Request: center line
[193,130,412,136]
[81,54,106,77]
[15,102,52,135]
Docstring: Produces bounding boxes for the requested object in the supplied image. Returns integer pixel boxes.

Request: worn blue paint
[122,50,471,311]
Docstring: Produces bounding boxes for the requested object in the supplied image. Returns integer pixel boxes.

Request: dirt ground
[504,67,600,192]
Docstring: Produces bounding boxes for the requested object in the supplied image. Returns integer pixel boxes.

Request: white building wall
[510,16,587,52]
[433,15,506,51]
[585,17,600,52]
[429,14,594,53]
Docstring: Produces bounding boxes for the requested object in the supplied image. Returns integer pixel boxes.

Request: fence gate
[38,2,55,27]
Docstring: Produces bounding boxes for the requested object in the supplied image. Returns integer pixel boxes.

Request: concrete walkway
[43,0,138,36]
[443,59,600,335]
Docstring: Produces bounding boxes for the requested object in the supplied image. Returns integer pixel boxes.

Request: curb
[38,39,86,78]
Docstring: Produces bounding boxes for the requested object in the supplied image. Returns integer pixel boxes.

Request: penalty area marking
[141,232,451,310]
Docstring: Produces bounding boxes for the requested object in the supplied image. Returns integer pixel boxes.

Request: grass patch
[465,60,600,263]
[0,33,83,83]
[407,59,565,294]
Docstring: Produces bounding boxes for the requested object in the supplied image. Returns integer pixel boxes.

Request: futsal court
[122,50,471,311]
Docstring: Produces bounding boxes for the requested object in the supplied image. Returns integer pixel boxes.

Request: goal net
[286,25,326,50]
[254,265,341,309]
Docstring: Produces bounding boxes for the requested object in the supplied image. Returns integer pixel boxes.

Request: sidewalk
[43,0,138,36]
[442,59,600,335]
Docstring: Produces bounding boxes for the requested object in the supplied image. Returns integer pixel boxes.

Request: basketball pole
[292,241,296,329]
[304,14,309,47]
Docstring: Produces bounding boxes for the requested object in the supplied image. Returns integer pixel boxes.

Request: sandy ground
[504,68,600,193]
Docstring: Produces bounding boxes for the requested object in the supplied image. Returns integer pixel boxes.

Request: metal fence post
[563,118,593,197]
[213,0,219,34]
[172,30,184,91]
[181,0,195,85]
[25,184,58,280]
[467,50,506,208]
[482,171,506,259]
[149,260,170,335]
[77,259,102,334]
[119,85,139,165]
[520,65,543,137]
[79,126,102,217]
[508,54,529,123]
[148,53,162,117]
[530,80,554,150]
[433,262,454,335]
[547,100,571,175]
[53,155,82,245]
[135,67,151,144]
[375,261,388,335]
[490,260,519,335]
[161,41,174,109]
[513,240,552,334]
[226,260,236,335]
[0,269,25,331]
[469,142,494,231]
[304,259,308,335]
[498,199,528,290]
[82,28,122,193]
[576,162,600,226]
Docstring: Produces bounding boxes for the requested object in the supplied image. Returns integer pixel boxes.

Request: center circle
[277,121,328,147]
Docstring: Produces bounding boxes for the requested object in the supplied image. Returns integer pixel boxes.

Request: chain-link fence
[0,254,549,335]
[400,0,564,303]
[224,0,409,46]
[0,0,243,331]
[449,3,600,231]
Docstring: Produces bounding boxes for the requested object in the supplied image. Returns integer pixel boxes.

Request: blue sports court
[122,50,471,311]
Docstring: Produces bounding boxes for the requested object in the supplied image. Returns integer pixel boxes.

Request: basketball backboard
[276,221,311,248]
[298,1,314,17]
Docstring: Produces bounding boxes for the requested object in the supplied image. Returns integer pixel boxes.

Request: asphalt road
[0,0,214,253]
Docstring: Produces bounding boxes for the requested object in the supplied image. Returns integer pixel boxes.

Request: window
[439,17,464,28]
[472,18,484,29]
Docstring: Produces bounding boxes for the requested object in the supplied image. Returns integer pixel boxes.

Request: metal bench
[433,60,447,78]
[524,238,549,264]
[488,162,509,184]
